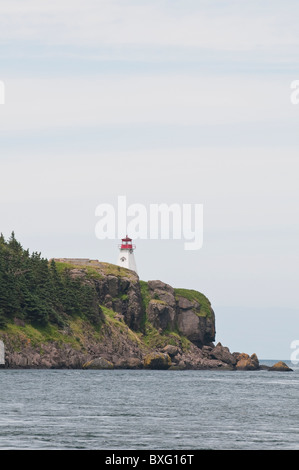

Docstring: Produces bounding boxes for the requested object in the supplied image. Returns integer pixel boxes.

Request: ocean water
[0,360,298,450]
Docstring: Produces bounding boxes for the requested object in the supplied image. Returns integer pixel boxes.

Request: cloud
[0,0,298,52]
[1,74,295,132]
[0,1,298,359]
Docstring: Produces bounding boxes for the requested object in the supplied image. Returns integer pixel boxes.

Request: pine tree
[0,233,104,328]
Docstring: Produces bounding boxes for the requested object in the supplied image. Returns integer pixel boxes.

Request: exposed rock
[259,364,271,370]
[147,281,177,331]
[94,268,143,331]
[83,357,114,369]
[114,357,143,369]
[176,310,203,346]
[174,346,203,370]
[250,353,259,369]
[162,344,181,357]
[76,268,216,352]
[233,352,260,370]
[201,345,214,357]
[0,340,4,366]
[176,299,215,348]
[126,285,144,330]
[144,352,172,370]
[147,300,176,331]
[269,361,293,372]
[177,296,195,310]
[0,258,259,371]
[200,358,234,370]
[4,341,90,369]
[148,280,175,303]
[210,342,237,366]
[146,281,215,348]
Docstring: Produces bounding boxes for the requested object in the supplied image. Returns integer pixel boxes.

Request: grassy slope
[0,261,211,356]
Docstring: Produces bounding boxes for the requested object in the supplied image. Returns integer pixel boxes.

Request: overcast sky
[0,0,298,359]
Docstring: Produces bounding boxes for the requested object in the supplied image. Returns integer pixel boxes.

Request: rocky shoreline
[1,338,293,372]
[0,258,293,372]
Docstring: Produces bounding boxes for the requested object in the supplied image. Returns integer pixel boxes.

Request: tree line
[0,232,102,328]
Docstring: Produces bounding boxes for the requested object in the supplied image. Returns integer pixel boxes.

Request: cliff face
[145,280,215,348]
[0,258,253,370]
[94,264,143,331]
[61,259,216,349]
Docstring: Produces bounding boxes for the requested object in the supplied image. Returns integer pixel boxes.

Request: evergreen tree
[0,233,103,328]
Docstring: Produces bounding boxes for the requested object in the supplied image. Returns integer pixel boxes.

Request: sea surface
[0,360,298,450]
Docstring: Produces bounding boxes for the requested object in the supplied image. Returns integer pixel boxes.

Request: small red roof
[121,235,132,241]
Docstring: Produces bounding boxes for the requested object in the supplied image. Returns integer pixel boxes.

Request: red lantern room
[119,235,136,251]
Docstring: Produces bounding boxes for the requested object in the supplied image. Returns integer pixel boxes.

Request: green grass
[100,305,119,319]
[100,305,141,345]
[0,321,83,351]
[0,277,210,363]
[100,262,136,279]
[174,288,212,317]
[139,320,191,351]
[112,293,128,302]
[54,261,77,273]
[54,261,103,279]
[139,280,151,310]
[68,317,102,344]
[84,266,103,279]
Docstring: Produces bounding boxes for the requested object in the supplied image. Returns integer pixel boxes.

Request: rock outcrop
[144,352,172,369]
[233,352,260,370]
[146,280,215,347]
[83,357,114,369]
[210,342,237,366]
[268,361,293,372]
[64,260,143,331]
[147,281,177,331]
[0,258,275,371]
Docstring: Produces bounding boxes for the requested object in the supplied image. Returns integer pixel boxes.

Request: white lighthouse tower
[117,235,138,274]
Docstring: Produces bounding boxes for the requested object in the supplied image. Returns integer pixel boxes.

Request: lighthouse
[117,235,138,274]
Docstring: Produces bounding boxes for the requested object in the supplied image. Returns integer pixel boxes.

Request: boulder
[200,358,233,369]
[269,361,293,372]
[162,344,181,357]
[201,345,213,357]
[177,297,196,310]
[148,280,175,299]
[144,352,172,370]
[83,357,114,369]
[250,353,259,369]
[210,342,237,366]
[234,352,260,370]
[147,300,176,331]
[176,303,215,348]
[114,357,143,369]
[176,310,204,346]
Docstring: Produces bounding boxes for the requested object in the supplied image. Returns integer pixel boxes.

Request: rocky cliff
[0,258,259,370]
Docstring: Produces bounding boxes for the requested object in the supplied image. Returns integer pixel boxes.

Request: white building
[116,235,138,274]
